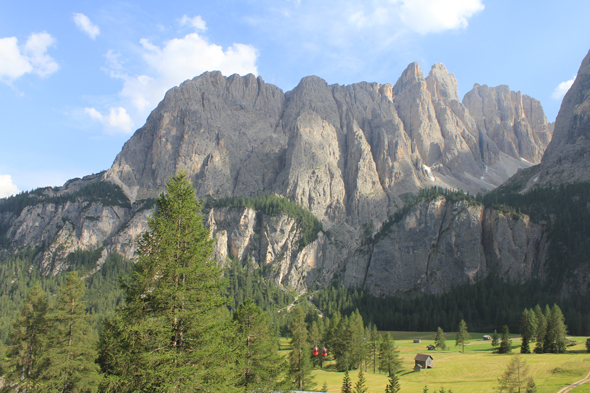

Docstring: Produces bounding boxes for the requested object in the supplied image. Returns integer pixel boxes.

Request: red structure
[312,346,319,356]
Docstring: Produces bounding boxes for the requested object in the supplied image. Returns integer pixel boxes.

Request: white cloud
[399,0,485,34]
[91,26,258,133]
[0,174,19,198]
[73,13,100,40]
[552,76,576,100]
[0,32,58,83]
[84,107,134,134]
[180,15,207,31]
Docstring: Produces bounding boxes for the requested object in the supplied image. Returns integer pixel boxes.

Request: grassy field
[280,332,590,393]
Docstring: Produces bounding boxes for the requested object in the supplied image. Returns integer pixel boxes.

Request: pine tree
[4,282,50,393]
[455,319,470,353]
[341,370,352,393]
[491,330,500,348]
[97,172,238,392]
[321,381,329,392]
[288,306,315,391]
[544,304,567,353]
[434,327,447,350]
[42,271,100,392]
[499,325,512,354]
[384,372,401,393]
[497,355,532,392]
[379,333,401,377]
[534,305,546,353]
[520,309,536,354]
[354,368,368,393]
[233,298,286,391]
[369,324,380,373]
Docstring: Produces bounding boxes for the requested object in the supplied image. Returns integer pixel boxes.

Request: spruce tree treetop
[97,172,238,392]
[455,320,470,353]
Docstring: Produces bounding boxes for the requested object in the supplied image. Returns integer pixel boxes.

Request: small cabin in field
[413,338,422,343]
[414,354,434,371]
[426,344,436,350]
[483,335,492,340]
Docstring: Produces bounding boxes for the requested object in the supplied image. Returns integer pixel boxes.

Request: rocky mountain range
[3,47,585,297]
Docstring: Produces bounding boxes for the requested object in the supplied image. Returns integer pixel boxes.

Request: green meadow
[281,332,590,393]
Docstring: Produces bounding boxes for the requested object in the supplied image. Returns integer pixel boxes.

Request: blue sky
[1,0,589,197]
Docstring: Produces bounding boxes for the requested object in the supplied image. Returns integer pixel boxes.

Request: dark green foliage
[455,320,470,353]
[499,325,512,354]
[97,173,238,392]
[288,306,315,391]
[0,250,133,346]
[520,309,537,354]
[331,310,366,371]
[41,272,100,392]
[544,304,568,353]
[378,333,401,377]
[491,330,499,347]
[233,298,286,391]
[3,282,50,392]
[207,194,322,247]
[225,257,295,336]
[482,182,590,287]
[354,369,368,393]
[312,274,590,336]
[384,372,401,393]
[434,327,447,350]
[0,180,131,217]
[341,370,352,393]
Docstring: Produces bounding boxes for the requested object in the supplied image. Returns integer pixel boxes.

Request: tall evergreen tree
[353,369,368,393]
[97,172,238,392]
[288,306,315,391]
[455,320,470,353]
[341,370,352,393]
[233,298,286,391]
[499,325,512,354]
[434,327,447,350]
[378,333,401,377]
[384,372,401,393]
[534,305,547,354]
[491,330,500,348]
[368,324,380,373]
[42,271,99,392]
[497,355,533,393]
[520,309,536,354]
[4,282,50,393]
[544,304,567,353]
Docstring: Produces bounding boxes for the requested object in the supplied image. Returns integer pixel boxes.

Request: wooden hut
[483,335,492,340]
[413,338,422,343]
[414,354,434,371]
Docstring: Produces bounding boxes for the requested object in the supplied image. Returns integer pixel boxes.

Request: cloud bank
[86,16,258,133]
[0,174,19,198]
[73,13,100,40]
[0,32,58,83]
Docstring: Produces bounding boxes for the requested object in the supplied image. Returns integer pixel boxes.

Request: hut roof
[414,354,433,361]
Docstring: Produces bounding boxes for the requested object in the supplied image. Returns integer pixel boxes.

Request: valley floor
[280,332,590,393]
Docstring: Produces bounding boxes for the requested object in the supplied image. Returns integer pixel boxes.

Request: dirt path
[556,368,590,393]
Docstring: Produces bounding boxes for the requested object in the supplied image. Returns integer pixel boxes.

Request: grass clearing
[280,332,590,393]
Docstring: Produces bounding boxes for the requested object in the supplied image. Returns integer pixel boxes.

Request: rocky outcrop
[0,60,559,295]
[463,84,553,164]
[361,197,545,296]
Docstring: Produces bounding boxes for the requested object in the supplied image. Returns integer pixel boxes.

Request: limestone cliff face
[0,61,558,295]
[463,84,553,164]
[106,63,549,225]
[361,197,545,296]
